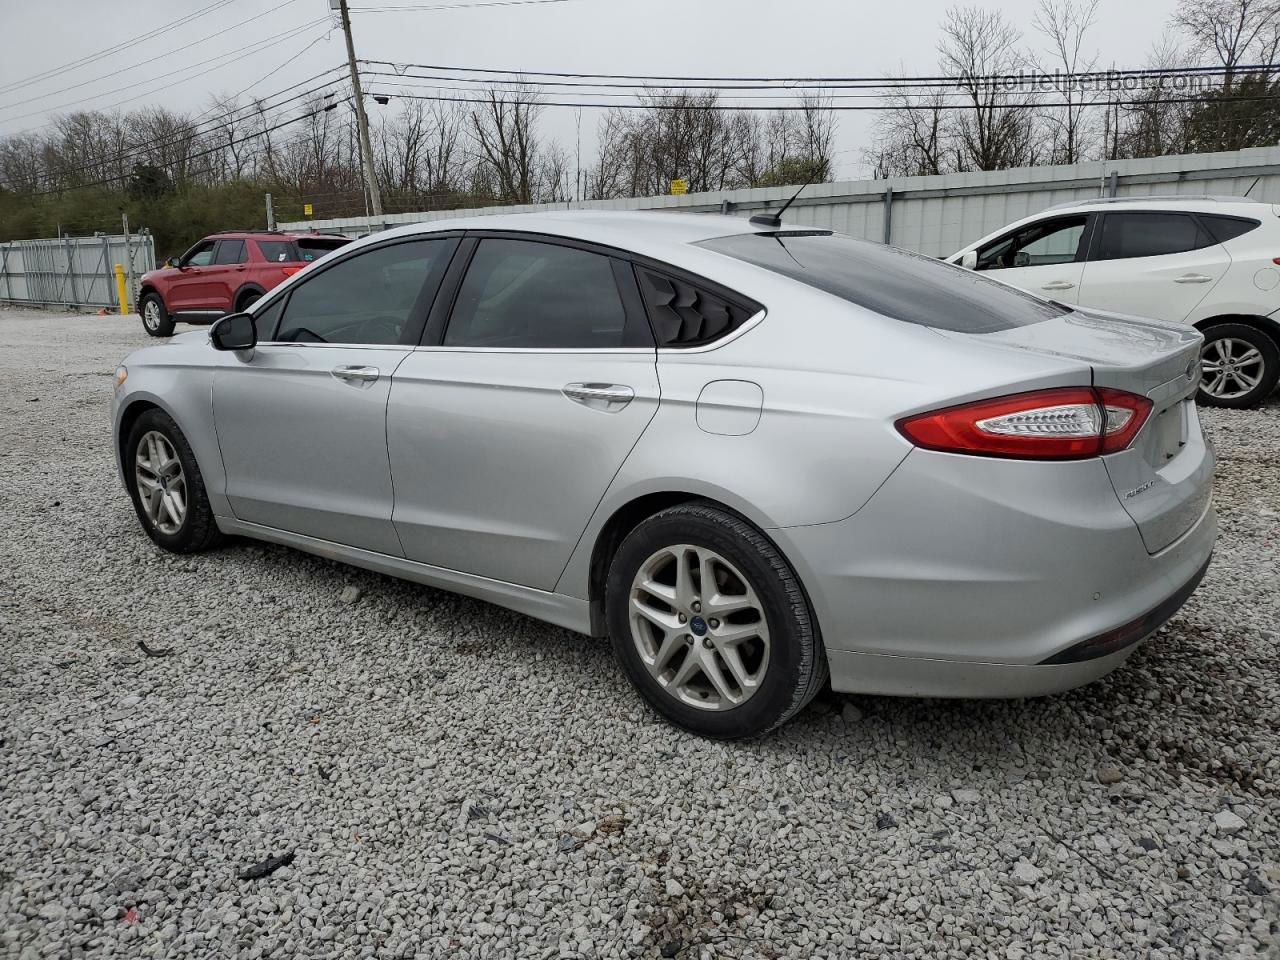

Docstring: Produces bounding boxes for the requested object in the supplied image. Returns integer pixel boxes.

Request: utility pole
[265,192,276,231]
[337,0,383,218]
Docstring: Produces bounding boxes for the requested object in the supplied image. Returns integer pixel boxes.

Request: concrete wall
[280,146,1280,258]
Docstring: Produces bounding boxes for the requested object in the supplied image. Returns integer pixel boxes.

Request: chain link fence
[0,232,155,311]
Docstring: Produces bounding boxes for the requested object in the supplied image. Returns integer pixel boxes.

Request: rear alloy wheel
[606,503,827,739]
[1197,323,1279,409]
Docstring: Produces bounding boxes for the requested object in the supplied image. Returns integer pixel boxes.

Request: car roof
[204,230,349,240]
[1045,195,1265,215]
[363,210,767,261]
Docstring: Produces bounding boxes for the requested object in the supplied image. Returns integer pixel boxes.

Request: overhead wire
[0,0,243,97]
[0,0,311,113]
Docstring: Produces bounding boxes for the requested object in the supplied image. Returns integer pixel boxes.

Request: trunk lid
[947,308,1212,554]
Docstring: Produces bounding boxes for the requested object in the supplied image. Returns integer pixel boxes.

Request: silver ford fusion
[111,211,1216,738]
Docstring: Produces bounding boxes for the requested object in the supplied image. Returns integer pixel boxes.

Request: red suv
[137,231,350,337]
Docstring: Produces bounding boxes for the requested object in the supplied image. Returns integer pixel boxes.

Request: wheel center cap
[689,615,708,636]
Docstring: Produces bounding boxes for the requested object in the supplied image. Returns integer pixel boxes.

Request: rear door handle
[1174,274,1213,284]
[1040,280,1076,291]
[563,382,634,411]
[332,365,380,384]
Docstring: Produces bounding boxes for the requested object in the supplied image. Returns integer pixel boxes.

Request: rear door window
[213,239,247,265]
[444,239,633,349]
[697,232,1065,333]
[1094,213,1217,261]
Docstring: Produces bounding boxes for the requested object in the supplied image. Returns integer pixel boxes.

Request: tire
[1197,323,1280,409]
[236,290,262,312]
[605,503,828,739]
[125,409,223,553]
[139,292,174,338]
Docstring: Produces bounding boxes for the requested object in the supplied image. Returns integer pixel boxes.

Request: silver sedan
[111,212,1216,738]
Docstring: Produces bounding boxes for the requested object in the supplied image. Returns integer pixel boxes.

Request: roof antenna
[750,175,814,228]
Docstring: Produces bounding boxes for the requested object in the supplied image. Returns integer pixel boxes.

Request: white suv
[948,196,1280,408]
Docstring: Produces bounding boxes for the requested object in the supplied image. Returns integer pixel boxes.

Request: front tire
[140,293,174,338]
[125,409,222,553]
[605,503,827,739]
[1197,323,1279,408]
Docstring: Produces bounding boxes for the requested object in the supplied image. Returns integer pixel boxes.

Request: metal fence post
[882,186,894,244]
[101,236,114,309]
[63,236,80,305]
[1108,170,1119,197]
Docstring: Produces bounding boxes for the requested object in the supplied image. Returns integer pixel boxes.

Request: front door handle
[331,365,380,384]
[563,382,634,411]
[1174,274,1213,284]
[1040,280,1076,291]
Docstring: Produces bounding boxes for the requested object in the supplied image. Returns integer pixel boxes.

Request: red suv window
[257,240,295,263]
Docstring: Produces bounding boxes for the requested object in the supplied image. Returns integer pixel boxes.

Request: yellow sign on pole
[670,179,688,196]
[303,203,314,217]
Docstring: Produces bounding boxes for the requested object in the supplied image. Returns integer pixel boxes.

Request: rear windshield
[696,232,1066,333]
[296,237,350,261]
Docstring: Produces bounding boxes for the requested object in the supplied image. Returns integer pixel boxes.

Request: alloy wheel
[1200,337,1265,400]
[143,300,162,332]
[628,544,771,711]
[134,431,187,535]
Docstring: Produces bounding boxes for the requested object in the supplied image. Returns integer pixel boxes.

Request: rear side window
[1199,214,1260,244]
[445,239,630,349]
[635,267,761,347]
[1095,213,1216,260]
[277,239,453,345]
[697,232,1066,334]
[213,239,246,265]
[257,239,296,263]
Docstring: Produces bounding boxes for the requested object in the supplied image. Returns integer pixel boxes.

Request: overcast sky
[2,0,1183,182]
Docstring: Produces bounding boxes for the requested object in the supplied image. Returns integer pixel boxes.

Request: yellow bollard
[114,263,129,316]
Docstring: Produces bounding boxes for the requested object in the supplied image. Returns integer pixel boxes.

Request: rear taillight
[281,265,306,276]
[896,387,1152,460]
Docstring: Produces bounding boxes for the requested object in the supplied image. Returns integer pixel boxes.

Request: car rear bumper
[771,447,1217,697]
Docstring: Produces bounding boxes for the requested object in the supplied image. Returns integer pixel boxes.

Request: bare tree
[469,85,542,203]
[939,6,1041,171]
[1033,0,1102,163]
[868,76,951,176]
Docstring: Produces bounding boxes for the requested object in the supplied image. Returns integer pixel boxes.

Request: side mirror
[960,250,978,270]
[210,312,256,352]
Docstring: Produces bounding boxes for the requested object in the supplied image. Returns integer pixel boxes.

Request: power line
[369,88,1280,112]
[0,19,332,129]
[360,57,1280,86]
[0,0,243,97]
[0,0,310,113]
[350,0,572,10]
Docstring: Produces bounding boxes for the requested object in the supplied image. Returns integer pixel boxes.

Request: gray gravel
[1,308,1277,960]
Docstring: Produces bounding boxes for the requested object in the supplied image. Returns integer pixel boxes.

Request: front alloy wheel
[134,430,187,534]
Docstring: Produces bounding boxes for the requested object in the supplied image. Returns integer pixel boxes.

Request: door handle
[331,365,380,384]
[1174,274,1213,284]
[1040,280,1076,291]
[563,382,634,410]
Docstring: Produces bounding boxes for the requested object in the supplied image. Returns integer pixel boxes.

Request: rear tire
[236,290,262,312]
[605,503,827,739]
[140,293,174,338]
[125,409,222,553]
[1197,323,1279,409]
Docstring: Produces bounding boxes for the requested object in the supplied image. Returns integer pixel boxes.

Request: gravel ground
[1,308,1277,960]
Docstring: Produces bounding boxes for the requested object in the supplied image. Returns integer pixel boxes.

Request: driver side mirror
[959,250,978,270]
[210,312,256,352]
